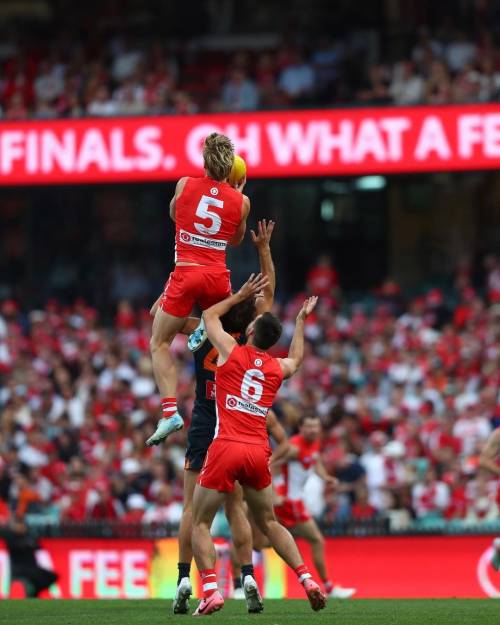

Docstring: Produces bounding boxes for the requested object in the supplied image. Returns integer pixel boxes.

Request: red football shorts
[274,498,311,528]
[198,438,272,493]
[161,265,231,318]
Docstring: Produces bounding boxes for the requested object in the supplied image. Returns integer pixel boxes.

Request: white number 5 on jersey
[195,195,223,235]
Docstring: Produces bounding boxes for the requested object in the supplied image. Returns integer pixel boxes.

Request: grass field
[0,599,498,625]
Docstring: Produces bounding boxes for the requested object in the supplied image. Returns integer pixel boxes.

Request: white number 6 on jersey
[241,369,265,402]
[195,195,223,235]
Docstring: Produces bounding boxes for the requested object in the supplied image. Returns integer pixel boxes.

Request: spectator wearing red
[306,254,339,298]
[412,467,450,519]
[89,485,123,520]
[351,485,378,520]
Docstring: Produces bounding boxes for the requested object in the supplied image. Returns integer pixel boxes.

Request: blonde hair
[203,133,234,181]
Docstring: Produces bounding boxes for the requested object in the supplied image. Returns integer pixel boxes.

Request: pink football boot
[303,578,327,612]
[192,591,225,616]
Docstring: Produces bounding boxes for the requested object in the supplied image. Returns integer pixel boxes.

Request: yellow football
[228,154,247,187]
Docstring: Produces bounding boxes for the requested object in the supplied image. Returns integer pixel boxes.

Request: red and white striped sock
[294,564,312,584]
[200,569,218,599]
[161,397,177,419]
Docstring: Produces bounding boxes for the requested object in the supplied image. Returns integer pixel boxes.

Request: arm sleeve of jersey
[288,435,302,459]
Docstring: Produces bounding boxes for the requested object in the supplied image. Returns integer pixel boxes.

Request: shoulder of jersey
[289,434,303,446]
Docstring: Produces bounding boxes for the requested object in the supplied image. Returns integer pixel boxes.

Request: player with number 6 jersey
[172,220,276,616]
[190,276,326,616]
[147,132,250,447]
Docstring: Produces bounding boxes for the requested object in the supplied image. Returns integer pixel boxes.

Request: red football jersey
[175,177,243,266]
[275,434,320,500]
[214,344,283,446]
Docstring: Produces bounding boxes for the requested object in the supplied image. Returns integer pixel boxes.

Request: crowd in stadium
[1,21,500,120]
[1,253,499,529]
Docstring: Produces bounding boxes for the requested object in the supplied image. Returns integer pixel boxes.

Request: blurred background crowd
[0,0,499,537]
[1,251,499,531]
[2,0,500,120]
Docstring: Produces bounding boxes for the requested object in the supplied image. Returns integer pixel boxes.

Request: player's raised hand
[251,219,275,249]
[238,273,270,300]
[297,296,318,320]
[235,176,247,192]
[324,475,340,489]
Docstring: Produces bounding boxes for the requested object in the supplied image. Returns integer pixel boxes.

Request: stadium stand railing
[19,518,500,540]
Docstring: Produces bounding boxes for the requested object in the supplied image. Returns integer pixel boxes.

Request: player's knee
[150,329,176,353]
[192,517,210,532]
[181,501,193,518]
[252,535,268,551]
[150,334,166,353]
[310,531,324,547]
[256,515,275,537]
[149,334,161,353]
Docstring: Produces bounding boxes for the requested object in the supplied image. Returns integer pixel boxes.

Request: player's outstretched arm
[271,441,299,472]
[203,272,270,364]
[479,429,500,476]
[169,176,188,222]
[278,296,318,379]
[315,456,339,488]
[267,409,290,467]
[229,194,250,246]
[251,219,276,314]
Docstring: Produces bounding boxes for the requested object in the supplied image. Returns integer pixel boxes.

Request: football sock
[233,576,242,590]
[324,580,333,593]
[294,564,312,584]
[241,564,255,580]
[177,562,191,586]
[200,568,218,598]
[161,397,177,419]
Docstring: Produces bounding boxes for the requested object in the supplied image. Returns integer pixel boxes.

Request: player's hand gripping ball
[228,154,247,188]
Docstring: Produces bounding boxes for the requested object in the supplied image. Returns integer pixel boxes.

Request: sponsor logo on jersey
[210,187,219,196]
[226,394,268,417]
[254,358,263,367]
[179,229,228,250]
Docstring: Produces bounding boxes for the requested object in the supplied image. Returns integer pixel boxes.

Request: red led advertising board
[1,104,500,185]
[1,535,498,599]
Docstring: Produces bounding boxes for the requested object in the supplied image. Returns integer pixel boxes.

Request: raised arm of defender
[251,219,276,313]
[267,409,290,467]
[278,296,318,379]
[203,273,270,363]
